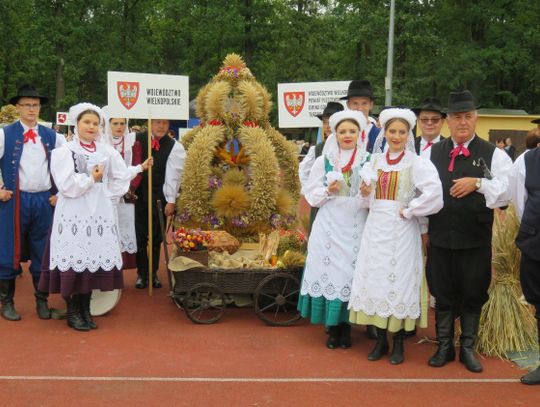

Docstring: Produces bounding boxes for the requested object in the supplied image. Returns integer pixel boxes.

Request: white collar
[452,134,475,148]
[421,135,441,144]
[19,120,38,133]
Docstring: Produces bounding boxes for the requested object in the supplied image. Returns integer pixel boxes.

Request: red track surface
[1,269,537,407]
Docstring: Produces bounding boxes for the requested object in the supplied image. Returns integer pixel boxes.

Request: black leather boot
[152,274,162,288]
[0,279,21,321]
[32,277,51,320]
[135,271,148,289]
[79,293,97,329]
[428,310,456,367]
[339,323,352,349]
[367,328,388,361]
[326,325,340,349]
[366,324,378,340]
[64,295,90,331]
[389,329,405,365]
[459,313,483,373]
[521,319,540,385]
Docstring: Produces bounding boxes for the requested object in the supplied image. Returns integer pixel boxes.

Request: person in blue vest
[509,145,540,385]
[425,90,512,373]
[340,80,381,154]
[0,85,64,321]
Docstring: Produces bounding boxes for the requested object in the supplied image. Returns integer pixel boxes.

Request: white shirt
[419,135,442,157]
[0,120,65,192]
[508,150,531,220]
[163,140,186,203]
[425,135,512,209]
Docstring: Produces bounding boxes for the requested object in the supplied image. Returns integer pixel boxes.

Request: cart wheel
[170,292,184,310]
[183,283,225,324]
[254,272,301,326]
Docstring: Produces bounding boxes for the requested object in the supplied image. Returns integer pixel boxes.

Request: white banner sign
[277,81,350,128]
[107,71,189,119]
[55,112,72,125]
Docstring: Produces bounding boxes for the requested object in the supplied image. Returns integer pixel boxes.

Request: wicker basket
[178,249,209,267]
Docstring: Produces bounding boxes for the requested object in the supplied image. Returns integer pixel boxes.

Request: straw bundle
[476,206,538,358]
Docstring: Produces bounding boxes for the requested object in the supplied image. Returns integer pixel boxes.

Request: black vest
[516,148,540,261]
[428,136,495,249]
[314,140,325,158]
[135,132,175,204]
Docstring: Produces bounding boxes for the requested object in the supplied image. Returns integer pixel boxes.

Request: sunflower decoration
[177,54,300,238]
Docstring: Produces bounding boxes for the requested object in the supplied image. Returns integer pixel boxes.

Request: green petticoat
[297,294,350,326]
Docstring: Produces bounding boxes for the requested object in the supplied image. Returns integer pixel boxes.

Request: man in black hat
[412,97,447,156]
[509,143,540,385]
[340,80,381,153]
[0,84,65,321]
[134,119,185,289]
[299,101,344,233]
[425,90,512,373]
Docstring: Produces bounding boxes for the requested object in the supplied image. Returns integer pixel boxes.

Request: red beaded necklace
[80,140,96,153]
[341,146,357,173]
[386,150,405,165]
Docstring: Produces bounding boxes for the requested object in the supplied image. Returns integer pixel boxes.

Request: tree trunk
[243,0,253,65]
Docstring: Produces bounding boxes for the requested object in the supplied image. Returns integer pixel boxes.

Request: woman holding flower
[298,110,370,349]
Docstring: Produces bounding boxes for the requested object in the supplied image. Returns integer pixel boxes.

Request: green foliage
[1,0,539,122]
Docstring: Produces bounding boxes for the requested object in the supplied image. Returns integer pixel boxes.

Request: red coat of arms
[284,92,305,117]
[57,113,67,124]
[117,81,140,110]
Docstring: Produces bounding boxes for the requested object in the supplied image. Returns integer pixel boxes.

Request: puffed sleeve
[51,146,95,198]
[55,132,66,147]
[304,156,334,208]
[299,146,316,194]
[477,147,512,208]
[402,156,443,219]
[163,140,186,203]
[106,147,137,200]
[508,151,527,220]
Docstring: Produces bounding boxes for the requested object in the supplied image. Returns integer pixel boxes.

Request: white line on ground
[0,376,519,383]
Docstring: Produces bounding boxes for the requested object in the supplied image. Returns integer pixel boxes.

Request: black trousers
[426,244,492,315]
[135,200,166,276]
[520,253,540,318]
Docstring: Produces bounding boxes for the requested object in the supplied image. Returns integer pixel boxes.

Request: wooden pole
[148,116,153,296]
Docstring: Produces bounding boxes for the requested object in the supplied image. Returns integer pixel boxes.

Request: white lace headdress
[68,103,105,142]
[322,109,369,170]
[372,108,417,155]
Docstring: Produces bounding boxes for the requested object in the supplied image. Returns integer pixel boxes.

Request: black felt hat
[447,90,479,113]
[316,101,344,120]
[340,80,374,101]
[412,97,447,117]
[9,84,49,105]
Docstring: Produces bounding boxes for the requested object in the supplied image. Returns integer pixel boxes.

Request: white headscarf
[101,105,136,165]
[68,103,104,142]
[323,109,369,170]
[373,108,417,154]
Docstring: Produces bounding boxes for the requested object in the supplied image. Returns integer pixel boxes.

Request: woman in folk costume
[298,110,370,349]
[349,108,443,364]
[101,106,142,269]
[39,103,152,331]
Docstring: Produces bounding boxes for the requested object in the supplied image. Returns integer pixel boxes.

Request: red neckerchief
[341,146,357,173]
[151,137,160,151]
[24,129,37,144]
[448,144,470,172]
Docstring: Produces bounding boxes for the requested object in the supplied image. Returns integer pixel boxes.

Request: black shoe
[428,310,456,367]
[0,279,21,321]
[79,293,97,329]
[366,324,378,340]
[326,325,340,349]
[521,365,540,385]
[459,313,483,373]
[367,328,388,361]
[135,276,148,289]
[404,328,416,338]
[339,323,352,349]
[64,295,90,332]
[389,330,405,365]
[32,277,51,320]
[152,276,162,288]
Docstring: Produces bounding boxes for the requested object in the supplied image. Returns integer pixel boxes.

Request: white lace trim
[348,295,420,320]
[301,277,352,302]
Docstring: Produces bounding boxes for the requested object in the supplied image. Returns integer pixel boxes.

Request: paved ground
[1,268,537,406]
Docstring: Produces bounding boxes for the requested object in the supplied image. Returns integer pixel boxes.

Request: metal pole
[385,0,395,106]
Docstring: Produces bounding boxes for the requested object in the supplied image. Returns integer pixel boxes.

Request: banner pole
[148,116,153,297]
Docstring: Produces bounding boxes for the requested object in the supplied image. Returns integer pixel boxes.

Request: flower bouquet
[174,227,213,266]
